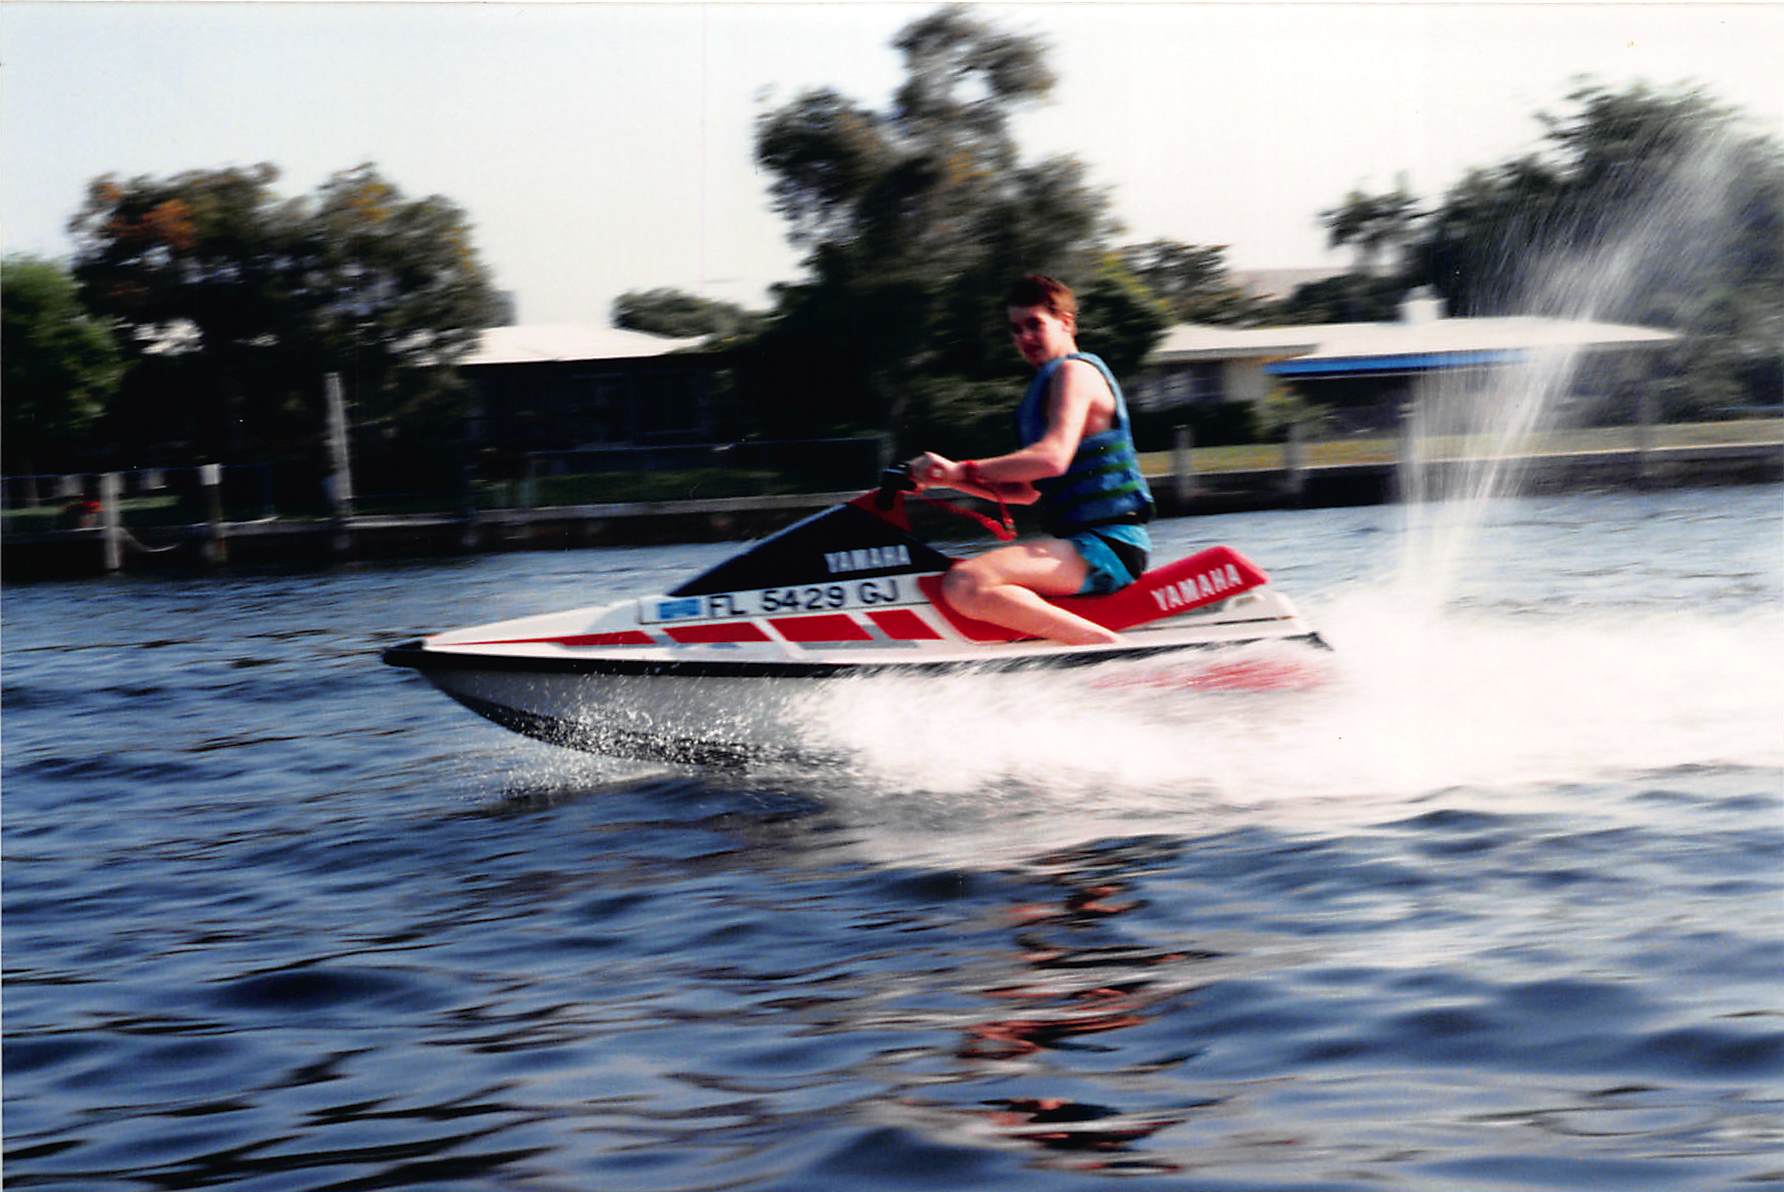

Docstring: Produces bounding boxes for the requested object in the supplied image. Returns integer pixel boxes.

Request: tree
[1,255,122,476]
[747,6,1135,447]
[1119,240,1263,325]
[612,288,764,341]
[66,162,501,461]
[66,164,303,454]
[1320,177,1420,276]
[1077,252,1170,377]
[1312,81,1784,412]
[303,164,503,434]
[1270,272,1408,324]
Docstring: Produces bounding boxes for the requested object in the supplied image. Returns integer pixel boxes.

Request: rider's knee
[942,564,986,606]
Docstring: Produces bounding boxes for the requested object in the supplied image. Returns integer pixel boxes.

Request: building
[458,324,732,451]
[1133,289,1679,428]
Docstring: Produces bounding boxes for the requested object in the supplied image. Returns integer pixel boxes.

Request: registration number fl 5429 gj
[641,577,915,623]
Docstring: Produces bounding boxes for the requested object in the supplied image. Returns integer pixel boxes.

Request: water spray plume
[1396,114,1751,614]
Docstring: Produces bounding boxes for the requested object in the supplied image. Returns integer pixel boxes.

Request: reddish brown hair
[1004,274,1077,321]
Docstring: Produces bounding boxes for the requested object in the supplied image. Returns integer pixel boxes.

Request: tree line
[4,163,503,485]
[625,10,1782,447]
[8,5,1780,485]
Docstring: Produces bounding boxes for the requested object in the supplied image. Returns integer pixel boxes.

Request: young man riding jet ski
[908,274,1153,646]
[383,273,1325,761]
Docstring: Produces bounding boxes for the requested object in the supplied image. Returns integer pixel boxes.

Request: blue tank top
[1015,353,1155,537]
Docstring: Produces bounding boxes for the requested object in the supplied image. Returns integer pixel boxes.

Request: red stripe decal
[768,614,873,643]
[454,631,655,647]
[867,608,943,641]
[664,622,771,644]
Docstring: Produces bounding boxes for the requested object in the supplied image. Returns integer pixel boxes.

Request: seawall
[4,442,1778,579]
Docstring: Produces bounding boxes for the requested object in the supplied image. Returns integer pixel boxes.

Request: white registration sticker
[639,576,922,624]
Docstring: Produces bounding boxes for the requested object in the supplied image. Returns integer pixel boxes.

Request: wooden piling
[1396,401,1421,503]
[99,472,123,572]
[1635,391,1657,486]
[1283,421,1307,499]
[323,373,355,519]
[1172,425,1197,503]
[200,463,228,565]
[322,373,356,556]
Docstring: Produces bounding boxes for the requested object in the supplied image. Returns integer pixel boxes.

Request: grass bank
[1138,418,1784,475]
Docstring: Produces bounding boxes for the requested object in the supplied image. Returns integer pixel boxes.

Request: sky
[4,3,1781,325]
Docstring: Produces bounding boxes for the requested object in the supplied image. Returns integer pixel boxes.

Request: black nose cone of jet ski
[383,640,429,669]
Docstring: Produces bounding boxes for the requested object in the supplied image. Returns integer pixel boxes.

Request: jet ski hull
[384,612,1324,764]
[383,476,1328,762]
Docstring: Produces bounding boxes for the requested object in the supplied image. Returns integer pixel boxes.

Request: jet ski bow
[383,465,1325,761]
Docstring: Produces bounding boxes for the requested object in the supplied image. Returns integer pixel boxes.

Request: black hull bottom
[445,690,810,767]
[433,629,1331,765]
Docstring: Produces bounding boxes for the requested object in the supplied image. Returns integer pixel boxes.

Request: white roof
[1151,324,1323,360]
[1151,315,1677,365]
[461,323,709,366]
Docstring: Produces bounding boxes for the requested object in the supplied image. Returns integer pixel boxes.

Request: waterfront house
[458,324,732,452]
[1133,289,1679,429]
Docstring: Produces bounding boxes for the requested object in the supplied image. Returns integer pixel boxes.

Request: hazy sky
[5,3,1780,324]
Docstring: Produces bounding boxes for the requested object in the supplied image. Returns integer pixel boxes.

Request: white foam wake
[794,595,1784,816]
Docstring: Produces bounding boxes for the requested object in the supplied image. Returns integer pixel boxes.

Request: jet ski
[383,465,1325,763]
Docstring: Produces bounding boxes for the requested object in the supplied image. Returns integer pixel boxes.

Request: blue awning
[1266,349,1531,377]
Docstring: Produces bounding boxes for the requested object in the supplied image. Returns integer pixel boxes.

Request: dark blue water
[6,486,1782,1190]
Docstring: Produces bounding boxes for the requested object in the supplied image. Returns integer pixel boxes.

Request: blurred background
[4,3,1780,541]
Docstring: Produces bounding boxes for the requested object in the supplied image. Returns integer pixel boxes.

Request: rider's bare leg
[940,539,1120,646]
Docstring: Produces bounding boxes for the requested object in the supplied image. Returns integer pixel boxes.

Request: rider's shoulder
[1052,356,1113,396]
[1051,356,1098,381]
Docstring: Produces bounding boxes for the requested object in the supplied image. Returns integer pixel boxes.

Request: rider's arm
[963,360,1099,489]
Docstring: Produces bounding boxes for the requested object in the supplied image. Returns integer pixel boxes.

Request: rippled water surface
[6,485,1783,1190]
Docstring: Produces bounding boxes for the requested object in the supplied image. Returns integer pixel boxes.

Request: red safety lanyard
[912,485,1016,542]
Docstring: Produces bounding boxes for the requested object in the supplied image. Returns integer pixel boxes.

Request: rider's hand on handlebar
[908,452,959,491]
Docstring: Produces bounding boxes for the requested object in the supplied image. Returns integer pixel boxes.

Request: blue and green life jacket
[1015,352,1156,537]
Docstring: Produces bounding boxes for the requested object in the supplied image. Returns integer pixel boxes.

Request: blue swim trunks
[1068,523,1151,595]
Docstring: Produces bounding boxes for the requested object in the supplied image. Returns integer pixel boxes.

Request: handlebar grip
[876,462,916,509]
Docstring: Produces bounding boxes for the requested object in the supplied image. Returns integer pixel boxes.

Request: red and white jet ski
[383,466,1325,762]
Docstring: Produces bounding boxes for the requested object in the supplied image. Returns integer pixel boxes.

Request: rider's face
[1007,304,1075,368]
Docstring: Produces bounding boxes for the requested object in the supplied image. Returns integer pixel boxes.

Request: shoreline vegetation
[3,418,1779,533]
[2,420,1778,580]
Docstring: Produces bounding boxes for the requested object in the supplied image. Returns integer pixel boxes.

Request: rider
[910,274,1154,645]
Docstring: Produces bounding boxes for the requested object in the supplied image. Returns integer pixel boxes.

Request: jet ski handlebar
[873,460,1016,541]
[875,462,917,510]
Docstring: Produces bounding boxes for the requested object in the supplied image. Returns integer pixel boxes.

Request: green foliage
[68,164,301,352]
[1270,272,1409,323]
[1076,253,1169,377]
[612,288,765,341]
[1253,385,1334,443]
[747,6,1136,446]
[66,162,501,461]
[1119,240,1264,325]
[306,164,501,385]
[1320,177,1420,275]
[1,255,123,470]
[1127,401,1259,452]
[900,375,1018,459]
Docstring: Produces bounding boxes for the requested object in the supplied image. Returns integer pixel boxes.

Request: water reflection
[924,842,1220,1172]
